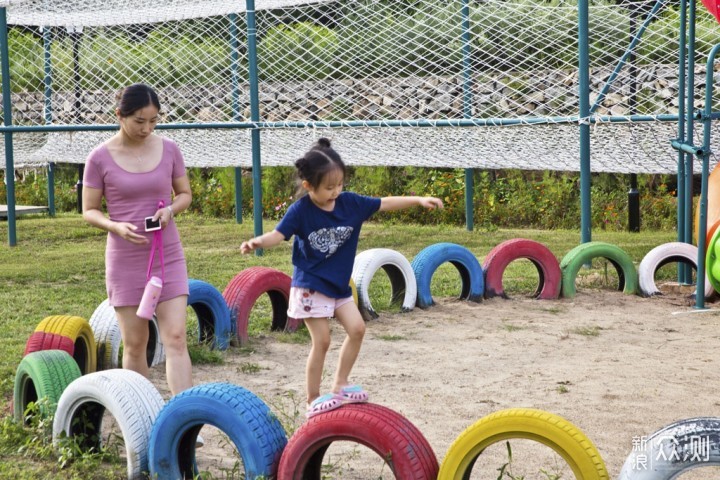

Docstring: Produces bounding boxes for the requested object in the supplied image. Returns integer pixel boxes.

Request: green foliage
[4,164,680,231]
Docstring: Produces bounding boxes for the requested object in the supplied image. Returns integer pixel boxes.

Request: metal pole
[682,0,697,283]
[677,0,688,281]
[43,26,55,216]
[230,13,243,224]
[461,0,474,231]
[71,28,83,214]
[246,0,264,255]
[695,43,720,309]
[628,6,640,232]
[578,0,592,243]
[0,8,16,246]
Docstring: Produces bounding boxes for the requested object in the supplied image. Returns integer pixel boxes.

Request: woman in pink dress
[82,83,194,398]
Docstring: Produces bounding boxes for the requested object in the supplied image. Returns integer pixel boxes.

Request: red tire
[222,267,293,345]
[277,403,438,480]
[24,331,75,356]
[482,238,561,299]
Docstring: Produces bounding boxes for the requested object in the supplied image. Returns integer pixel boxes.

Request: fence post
[43,26,55,216]
[461,0,474,231]
[0,7,16,246]
[246,0,264,255]
[682,0,698,283]
[578,0,592,244]
[230,13,243,224]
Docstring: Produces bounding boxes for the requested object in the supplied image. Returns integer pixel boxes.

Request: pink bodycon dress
[83,137,189,307]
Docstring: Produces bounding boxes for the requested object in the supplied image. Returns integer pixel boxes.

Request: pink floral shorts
[287,287,354,319]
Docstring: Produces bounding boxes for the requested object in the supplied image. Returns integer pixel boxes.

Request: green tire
[706,226,720,292]
[13,349,82,422]
[559,242,638,298]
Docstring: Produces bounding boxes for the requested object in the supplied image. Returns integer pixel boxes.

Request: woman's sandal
[337,385,369,403]
[306,393,343,418]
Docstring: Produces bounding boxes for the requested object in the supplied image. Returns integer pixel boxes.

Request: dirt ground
[148,286,720,479]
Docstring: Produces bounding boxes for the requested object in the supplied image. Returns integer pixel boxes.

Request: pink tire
[222,267,294,345]
[482,238,561,299]
[24,331,75,356]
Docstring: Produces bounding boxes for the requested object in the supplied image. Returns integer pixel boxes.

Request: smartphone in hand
[144,216,161,232]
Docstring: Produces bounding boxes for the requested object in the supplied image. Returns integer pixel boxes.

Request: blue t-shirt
[275,192,381,298]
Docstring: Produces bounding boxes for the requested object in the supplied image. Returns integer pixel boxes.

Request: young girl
[240,138,443,418]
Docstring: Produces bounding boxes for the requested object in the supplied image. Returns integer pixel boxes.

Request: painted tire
[52,369,165,480]
[638,242,714,299]
[618,417,720,479]
[438,408,608,480]
[188,279,232,350]
[148,382,287,480]
[32,315,97,374]
[482,238,561,299]
[13,350,81,422]
[277,403,438,480]
[24,331,75,356]
[352,248,417,321]
[706,226,720,292]
[559,242,638,298]
[89,299,164,370]
[223,267,293,345]
[411,242,484,309]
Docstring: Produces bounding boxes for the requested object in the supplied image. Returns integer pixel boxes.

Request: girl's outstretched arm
[240,230,285,254]
[379,196,444,212]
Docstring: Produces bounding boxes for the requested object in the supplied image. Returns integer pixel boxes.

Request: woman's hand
[152,207,173,229]
[112,222,149,245]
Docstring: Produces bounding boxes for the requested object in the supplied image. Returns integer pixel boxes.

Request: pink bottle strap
[145,200,165,283]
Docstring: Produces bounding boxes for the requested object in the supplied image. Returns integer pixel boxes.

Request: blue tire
[148,382,287,480]
[411,242,484,308]
[188,279,232,350]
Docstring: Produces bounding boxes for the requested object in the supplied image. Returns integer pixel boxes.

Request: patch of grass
[571,325,602,337]
[375,334,406,341]
[502,323,524,332]
[238,362,263,374]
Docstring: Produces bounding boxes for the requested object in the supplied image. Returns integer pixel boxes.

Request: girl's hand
[112,222,149,245]
[240,238,262,254]
[420,197,444,210]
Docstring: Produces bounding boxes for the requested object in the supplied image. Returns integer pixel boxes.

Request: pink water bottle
[137,276,163,320]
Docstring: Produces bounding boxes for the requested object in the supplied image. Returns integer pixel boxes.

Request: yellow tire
[36,315,97,374]
[350,278,359,306]
[438,408,608,480]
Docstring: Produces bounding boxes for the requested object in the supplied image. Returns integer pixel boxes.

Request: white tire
[352,248,417,321]
[89,299,164,370]
[618,417,720,479]
[52,369,165,480]
[638,242,714,299]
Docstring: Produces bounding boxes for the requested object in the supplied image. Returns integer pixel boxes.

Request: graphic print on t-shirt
[308,226,353,257]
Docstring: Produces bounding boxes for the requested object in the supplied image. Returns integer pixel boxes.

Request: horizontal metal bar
[671,139,703,156]
[0,114,682,133]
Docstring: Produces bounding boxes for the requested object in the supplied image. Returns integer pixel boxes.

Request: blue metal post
[230,13,243,224]
[0,8,16,246]
[578,0,592,243]
[695,43,720,309]
[43,26,55,216]
[461,0,474,231]
[682,0,698,283]
[676,0,688,281]
[246,0,264,255]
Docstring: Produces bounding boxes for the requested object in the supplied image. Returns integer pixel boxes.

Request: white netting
[1,0,720,173]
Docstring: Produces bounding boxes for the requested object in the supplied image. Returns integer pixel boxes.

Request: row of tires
[17,350,713,479]
[24,238,710,374]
